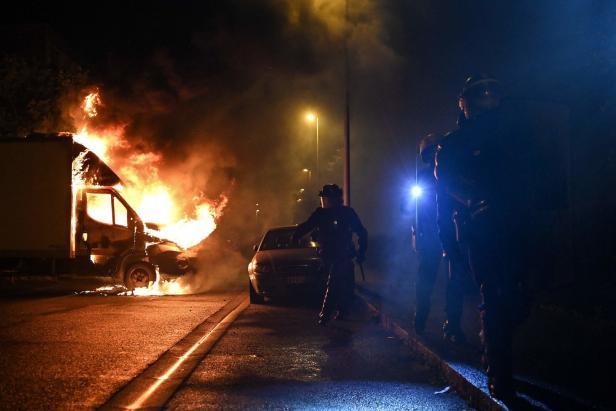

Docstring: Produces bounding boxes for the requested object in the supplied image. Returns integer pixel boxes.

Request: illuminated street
[166,302,469,410]
[2,1,615,410]
[0,291,241,409]
[0,290,470,410]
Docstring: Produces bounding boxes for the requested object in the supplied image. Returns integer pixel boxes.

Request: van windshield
[259,229,318,251]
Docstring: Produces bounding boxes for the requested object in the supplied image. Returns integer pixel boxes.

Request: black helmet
[319,184,343,198]
[418,133,440,164]
[458,74,504,121]
[459,73,503,101]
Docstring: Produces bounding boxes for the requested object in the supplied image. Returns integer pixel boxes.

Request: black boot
[488,374,515,403]
[442,320,467,344]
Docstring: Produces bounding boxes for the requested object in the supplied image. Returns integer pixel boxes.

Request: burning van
[0,134,193,289]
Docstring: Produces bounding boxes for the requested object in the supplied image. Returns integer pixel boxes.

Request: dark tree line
[0,54,87,138]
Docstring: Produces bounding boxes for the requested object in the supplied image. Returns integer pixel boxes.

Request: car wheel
[124,262,155,290]
[249,279,265,304]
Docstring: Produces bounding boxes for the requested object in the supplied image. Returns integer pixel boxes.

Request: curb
[100,293,249,410]
[355,286,505,411]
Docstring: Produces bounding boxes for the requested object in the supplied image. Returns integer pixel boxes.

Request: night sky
[3,0,615,242]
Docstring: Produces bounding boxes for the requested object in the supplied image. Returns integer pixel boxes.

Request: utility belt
[447,184,490,217]
[451,196,493,243]
[453,196,524,250]
[319,244,356,262]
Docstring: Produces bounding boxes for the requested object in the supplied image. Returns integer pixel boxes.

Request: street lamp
[302,168,312,186]
[305,112,319,183]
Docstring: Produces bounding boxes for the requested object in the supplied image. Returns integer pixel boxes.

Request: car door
[84,189,135,267]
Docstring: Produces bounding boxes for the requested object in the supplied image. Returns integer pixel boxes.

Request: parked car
[248,226,325,303]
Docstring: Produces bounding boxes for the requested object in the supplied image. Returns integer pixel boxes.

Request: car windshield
[259,229,318,251]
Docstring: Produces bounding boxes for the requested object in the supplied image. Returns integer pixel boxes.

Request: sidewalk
[357,266,614,410]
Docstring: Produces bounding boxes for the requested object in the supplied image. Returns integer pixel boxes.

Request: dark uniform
[294,189,368,324]
[413,163,466,339]
[436,100,531,399]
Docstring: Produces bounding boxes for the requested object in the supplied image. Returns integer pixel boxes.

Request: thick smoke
[50,0,402,291]
[30,0,612,292]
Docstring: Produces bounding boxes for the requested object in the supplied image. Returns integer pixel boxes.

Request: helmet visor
[462,79,504,101]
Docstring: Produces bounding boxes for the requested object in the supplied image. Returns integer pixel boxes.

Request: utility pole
[343,0,351,206]
[316,115,320,184]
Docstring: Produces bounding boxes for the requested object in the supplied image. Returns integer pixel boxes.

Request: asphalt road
[166,300,471,410]
[0,291,239,410]
[0,290,472,410]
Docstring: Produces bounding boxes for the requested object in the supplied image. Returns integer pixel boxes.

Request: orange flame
[71,89,226,294]
[89,269,194,296]
[121,269,192,296]
[82,90,102,118]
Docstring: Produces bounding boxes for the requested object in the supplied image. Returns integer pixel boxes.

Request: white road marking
[126,298,249,410]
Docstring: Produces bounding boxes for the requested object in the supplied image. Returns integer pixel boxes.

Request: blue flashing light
[411,185,422,199]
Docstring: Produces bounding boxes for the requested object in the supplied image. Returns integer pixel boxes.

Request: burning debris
[78,269,194,296]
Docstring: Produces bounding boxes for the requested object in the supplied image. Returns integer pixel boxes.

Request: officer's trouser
[320,259,354,320]
[415,244,441,328]
[415,244,465,330]
[445,258,466,328]
[467,216,526,389]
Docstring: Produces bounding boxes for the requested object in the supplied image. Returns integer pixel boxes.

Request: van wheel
[124,262,155,290]
[249,279,264,304]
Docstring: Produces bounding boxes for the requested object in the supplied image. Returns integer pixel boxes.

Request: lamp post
[302,168,312,186]
[305,112,319,183]
[343,0,351,206]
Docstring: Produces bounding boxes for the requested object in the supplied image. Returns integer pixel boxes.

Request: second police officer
[412,134,467,343]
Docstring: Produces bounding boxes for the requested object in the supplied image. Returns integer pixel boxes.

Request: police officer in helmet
[293,184,368,325]
[436,74,530,401]
[412,134,467,343]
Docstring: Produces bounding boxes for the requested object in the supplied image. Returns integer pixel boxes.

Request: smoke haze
[4,0,615,287]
